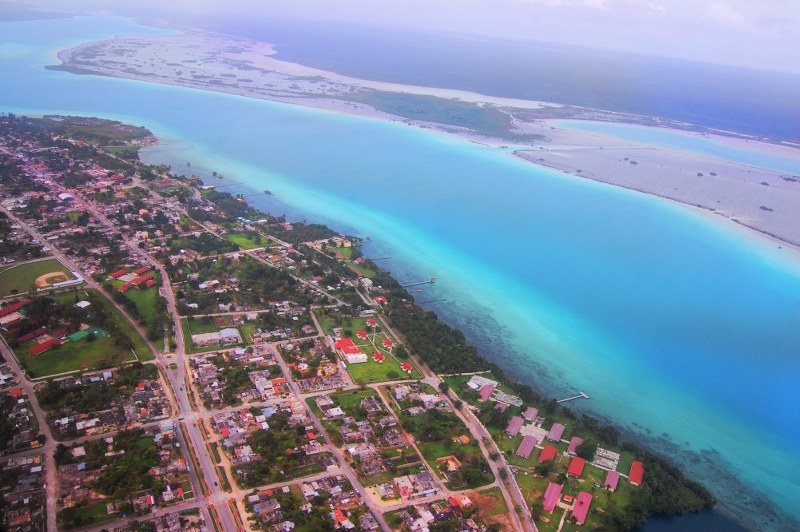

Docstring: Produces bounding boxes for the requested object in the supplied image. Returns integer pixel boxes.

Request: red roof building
[334,337,361,355]
[0,299,29,318]
[381,338,394,349]
[108,269,127,279]
[400,362,413,373]
[568,457,586,478]
[629,461,644,486]
[604,470,620,491]
[372,352,385,363]
[356,329,368,339]
[542,482,562,513]
[145,279,157,288]
[366,318,378,327]
[133,266,151,275]
[28,337,60,356]
[538,445,558,462]
[119,284,133,292]
[374,296,387,305]
[131,273,153,285]
[572,491,593,525]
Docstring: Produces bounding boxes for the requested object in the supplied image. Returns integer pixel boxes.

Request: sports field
[0,258,74,296]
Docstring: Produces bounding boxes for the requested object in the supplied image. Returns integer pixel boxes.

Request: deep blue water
[2,14,800,531]
[192,17,800,143]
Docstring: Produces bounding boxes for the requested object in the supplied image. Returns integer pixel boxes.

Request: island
[0,114,713,531]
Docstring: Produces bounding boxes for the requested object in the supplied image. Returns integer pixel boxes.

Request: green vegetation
[9,290,152,377]
[38,363,156,413]
[224,231,267,249]
[0,257,73,296]
[236,411,324,487]
[57,501,110,530]
[349,91,519,139]
[398,406,493,490]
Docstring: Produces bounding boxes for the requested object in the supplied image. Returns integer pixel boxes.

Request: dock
[557,391,589,403]
[402,277,437,288]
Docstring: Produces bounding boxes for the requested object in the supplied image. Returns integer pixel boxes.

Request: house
[572,492,593,525]
[568,457,586,478]
[567,436,584,456]
[547,423,566,442]
[505,416,524,437]
[604,470,620,491]
[629,461,644,486]
[538,445,558,462]
[523,406,539,421]
[542,482,562,513]
[478,384,495,402]
[516,435,538,459]
[220,328,242,345]
[28,337,60,356]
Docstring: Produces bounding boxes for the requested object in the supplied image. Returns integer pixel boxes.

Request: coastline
[50,28,800,252]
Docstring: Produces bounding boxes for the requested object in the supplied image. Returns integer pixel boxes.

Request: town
[0,114,713,532]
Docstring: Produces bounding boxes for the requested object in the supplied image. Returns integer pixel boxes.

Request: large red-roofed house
[629,461,644,486]
[0,300,29,318]
[334,337,361,355]
[28,337,60,356]
[538,445,558,462]
[568,456,586,478]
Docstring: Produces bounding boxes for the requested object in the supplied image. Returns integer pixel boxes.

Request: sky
[6,0,800,73]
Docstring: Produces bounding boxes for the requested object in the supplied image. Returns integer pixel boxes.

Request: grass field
[16,290,152,378]
[224,232,268,250]
[0,258,73,296]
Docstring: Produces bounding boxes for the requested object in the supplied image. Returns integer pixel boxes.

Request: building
[345,353,368,364]
[516,435,538,459]
[547,423,566,442]
[567,436,584,456]
[478,384,495,403]
[219,328,242,345]
[522,406,539,421]
[629,461,644,486]
[505,416,524,437]
[604,470,620,492]
[538,445,558,462]
[542,482,562,513]
[572,492,593,525]
[567,457,586,478]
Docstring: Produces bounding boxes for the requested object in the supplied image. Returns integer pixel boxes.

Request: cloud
[707,3,751,30]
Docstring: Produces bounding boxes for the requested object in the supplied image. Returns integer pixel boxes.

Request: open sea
[2,15,799,531]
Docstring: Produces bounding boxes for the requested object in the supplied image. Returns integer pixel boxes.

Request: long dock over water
[557,391,590,403]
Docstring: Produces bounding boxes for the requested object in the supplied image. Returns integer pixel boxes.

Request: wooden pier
[557,391,590,403]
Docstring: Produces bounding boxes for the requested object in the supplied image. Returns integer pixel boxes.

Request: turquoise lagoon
[3,15,800,530]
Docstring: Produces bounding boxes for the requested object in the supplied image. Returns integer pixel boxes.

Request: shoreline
[50,28,800,252]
